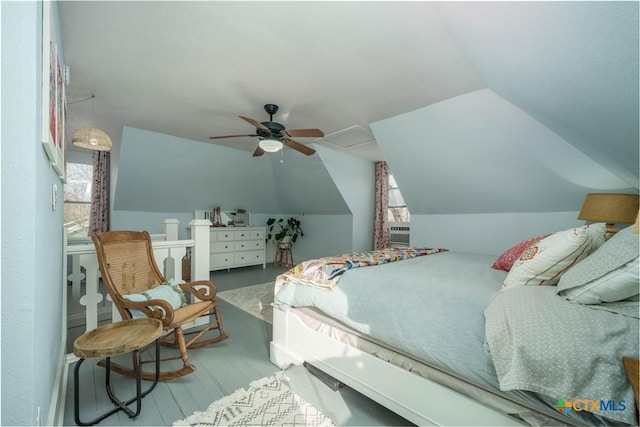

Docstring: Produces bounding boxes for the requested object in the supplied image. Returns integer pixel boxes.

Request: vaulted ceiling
[58,1,639,216]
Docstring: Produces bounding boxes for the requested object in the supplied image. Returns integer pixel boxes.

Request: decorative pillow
[492,233,551,271]
[557,226,639,303]
[123,278,187,319]
[502,223,607,289]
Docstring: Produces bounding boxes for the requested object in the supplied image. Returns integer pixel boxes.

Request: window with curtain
[64,162,93,237]
[388,174,410,223]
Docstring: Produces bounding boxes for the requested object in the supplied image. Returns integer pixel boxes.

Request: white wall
[115,126,282,214]
[372,88,637,255]
[410,211,580,256]
[1,2,65,425]
[112,127,360,262]
[254,213,353,264]
[317,145,375,252]
[112,211,195,240]
[288,214,353,261]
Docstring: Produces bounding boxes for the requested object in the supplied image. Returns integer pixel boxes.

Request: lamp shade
[72,127,112,151]
[577,193,639,224]
[258,136,283,153]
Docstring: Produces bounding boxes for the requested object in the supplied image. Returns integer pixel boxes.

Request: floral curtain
[89,150,110,235]
[374,161,390,250]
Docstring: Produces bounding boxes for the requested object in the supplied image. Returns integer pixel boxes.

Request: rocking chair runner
[92,230,229,381]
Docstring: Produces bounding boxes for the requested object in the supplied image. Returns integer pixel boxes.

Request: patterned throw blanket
[275,247,446,292]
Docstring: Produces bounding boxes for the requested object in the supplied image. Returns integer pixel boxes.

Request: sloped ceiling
[373,1,638,216]
[114,127,350,215]
[372,89,634,215]
[439,1,639,188]
[60,1,638,217]
[59,1,483,161]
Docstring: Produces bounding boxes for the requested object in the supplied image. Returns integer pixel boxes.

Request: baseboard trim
[47,341,69,426]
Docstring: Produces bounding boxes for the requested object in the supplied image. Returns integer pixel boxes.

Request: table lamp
[577,193,639,233]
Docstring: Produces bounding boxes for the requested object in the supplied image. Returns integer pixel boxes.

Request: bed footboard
[270,305,525,426]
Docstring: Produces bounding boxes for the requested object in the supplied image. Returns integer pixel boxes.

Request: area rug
[173,371,335,426]
[216,282,275,324]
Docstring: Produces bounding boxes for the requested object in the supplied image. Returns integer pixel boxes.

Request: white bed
[269,228,639,426]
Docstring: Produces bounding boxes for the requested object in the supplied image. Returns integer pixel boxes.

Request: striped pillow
[502,223,607,289]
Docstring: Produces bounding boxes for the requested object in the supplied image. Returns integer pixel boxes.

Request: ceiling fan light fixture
[258,136,283,153]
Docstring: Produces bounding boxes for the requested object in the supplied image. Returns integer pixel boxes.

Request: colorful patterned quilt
[275,247,446,291]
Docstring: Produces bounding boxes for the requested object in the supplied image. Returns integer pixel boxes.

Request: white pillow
[123,278,187,319]
[558,225,639,303]
[502,223,607,289]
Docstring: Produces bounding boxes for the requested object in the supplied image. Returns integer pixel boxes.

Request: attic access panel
[319,125,376,149]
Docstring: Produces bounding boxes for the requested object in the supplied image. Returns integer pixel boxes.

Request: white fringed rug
[173,371,335,426]
[217,282,275,324]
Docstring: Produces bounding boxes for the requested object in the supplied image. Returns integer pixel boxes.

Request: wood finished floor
[63,264,413,426]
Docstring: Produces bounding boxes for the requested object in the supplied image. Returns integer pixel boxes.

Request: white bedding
[274,251,638,425]
[486,285,638,425]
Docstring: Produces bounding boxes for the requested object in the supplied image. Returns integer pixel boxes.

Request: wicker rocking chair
[92,230,229,381]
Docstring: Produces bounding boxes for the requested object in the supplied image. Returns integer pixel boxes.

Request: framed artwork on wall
[41,1,66,181]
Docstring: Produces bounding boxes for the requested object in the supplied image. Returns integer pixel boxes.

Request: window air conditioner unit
[389,223,410,248]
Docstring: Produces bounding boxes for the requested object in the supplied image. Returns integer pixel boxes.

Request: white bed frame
[270,306,526,426]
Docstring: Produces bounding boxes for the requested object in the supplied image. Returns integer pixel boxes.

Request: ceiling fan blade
[240,116,270,131]
[285,128,325,138]
[209,134,257,140]
[284,138,316,156]
[252,146,265,157]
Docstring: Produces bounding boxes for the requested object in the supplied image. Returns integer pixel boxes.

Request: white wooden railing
[64,219,211,355]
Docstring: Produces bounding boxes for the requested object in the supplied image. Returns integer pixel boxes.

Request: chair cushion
[169,301,215,327]
[124,278,187,319]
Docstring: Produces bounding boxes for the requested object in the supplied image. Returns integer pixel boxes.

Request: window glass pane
[388,174,398,189]
[64,162,93,237]
[64,163,93,202]
[64,203,91,237]
[388,207,410,223]
[387,173,410,223]
[388,188,405,207]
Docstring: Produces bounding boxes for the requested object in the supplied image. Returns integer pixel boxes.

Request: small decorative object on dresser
[210,226,266,271]
[211,207,223,227]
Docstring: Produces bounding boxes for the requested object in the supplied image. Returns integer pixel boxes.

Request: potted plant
[266,217,304,247]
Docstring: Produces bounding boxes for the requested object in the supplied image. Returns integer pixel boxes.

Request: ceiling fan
[209,104,324,157]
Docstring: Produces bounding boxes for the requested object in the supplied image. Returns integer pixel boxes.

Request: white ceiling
[58,0,639,190]
[58,1,485,162]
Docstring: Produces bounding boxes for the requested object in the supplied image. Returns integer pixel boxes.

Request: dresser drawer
[234,250,265,265]
[233,230,252,241]
[234,240,265,252]
[209,226,266,270]
[210,253,233,268]
[211,241,233,253]
[214,230,234,241]
[250,229,265,240]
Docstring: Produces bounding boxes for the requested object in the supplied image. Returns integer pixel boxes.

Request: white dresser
[209,227,266,271]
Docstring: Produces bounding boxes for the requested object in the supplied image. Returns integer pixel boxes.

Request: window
[64,163,93,237]
[388,174,410,223]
